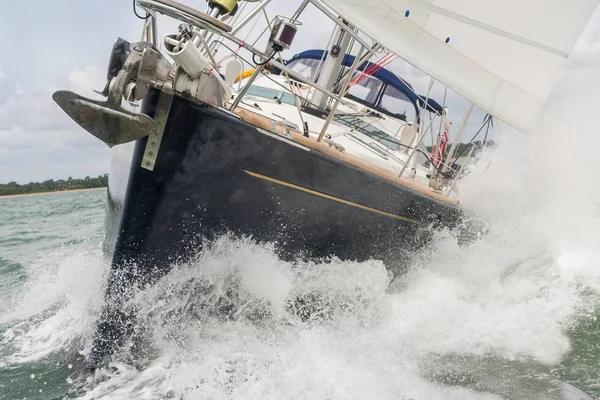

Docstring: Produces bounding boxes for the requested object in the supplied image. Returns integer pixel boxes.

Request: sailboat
[52,0,599,371]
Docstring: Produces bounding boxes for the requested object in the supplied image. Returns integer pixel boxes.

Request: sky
[1,0,599,184]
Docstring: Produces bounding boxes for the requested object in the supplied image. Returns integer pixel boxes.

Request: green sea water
[0,191,106,399]
[0,184,598,399]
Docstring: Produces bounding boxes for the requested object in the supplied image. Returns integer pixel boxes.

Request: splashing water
[2,41,600,400]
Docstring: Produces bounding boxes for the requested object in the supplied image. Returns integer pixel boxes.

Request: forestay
[320,0,599,132]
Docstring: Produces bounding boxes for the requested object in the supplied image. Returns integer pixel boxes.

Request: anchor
[53,38,172,147]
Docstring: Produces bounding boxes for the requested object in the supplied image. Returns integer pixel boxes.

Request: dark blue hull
[89,90,459,370]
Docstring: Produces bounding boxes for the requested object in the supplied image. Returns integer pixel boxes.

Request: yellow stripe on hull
[243,170,419,224]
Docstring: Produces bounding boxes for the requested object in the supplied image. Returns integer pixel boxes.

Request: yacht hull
[89,90,459,370]
[108,92,458,281]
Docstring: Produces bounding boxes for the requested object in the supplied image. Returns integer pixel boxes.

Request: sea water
[2,58,600,400]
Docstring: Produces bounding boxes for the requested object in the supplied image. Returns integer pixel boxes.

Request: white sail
[320,0,599,132]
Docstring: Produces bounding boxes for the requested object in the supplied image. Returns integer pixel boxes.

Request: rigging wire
[482,115,493,145]
[453,113,494,162]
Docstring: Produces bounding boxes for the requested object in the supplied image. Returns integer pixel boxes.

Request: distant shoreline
[0,187,106,199]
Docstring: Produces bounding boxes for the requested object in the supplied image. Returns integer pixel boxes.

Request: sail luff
[319,0,599,132]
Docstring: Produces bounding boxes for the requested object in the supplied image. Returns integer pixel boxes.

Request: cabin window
[378,85,416,122]
[246,86,297,106]
[333,113,401,151]
[346,75,384,105]
[334,113,431,168]
[287,58,323,81]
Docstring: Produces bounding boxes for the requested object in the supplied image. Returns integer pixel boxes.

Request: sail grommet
[405,10,410,17]
[445,37,450,43]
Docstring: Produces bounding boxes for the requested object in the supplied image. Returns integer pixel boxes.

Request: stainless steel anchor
[53,39,171,148]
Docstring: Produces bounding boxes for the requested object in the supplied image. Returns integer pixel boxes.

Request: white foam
[1,244,107,364]
[78,237,501,400]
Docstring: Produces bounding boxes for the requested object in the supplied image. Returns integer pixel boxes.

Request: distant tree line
[0,174,108,196]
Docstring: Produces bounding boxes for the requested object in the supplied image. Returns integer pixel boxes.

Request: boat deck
[233,106,458,207]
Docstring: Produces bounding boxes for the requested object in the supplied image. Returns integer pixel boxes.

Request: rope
[208,41,247,76]
[349,53,397,87]
[216,41,246,67]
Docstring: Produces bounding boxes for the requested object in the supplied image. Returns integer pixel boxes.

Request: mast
[308,21,354,112]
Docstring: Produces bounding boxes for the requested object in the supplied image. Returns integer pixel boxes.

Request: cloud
[67,66,104,94]
[0,68,16,105]
[0,66,109,184]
